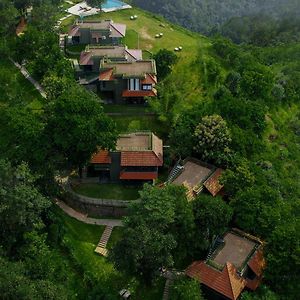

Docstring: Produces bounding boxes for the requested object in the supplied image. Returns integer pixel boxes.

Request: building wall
[110,152,122,181]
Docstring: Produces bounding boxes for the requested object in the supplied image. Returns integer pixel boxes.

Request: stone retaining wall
[61,180,140,217]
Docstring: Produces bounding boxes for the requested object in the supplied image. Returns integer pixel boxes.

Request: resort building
[186,229,265,300]
[98,59,157,102]
[79,45,143,72]
[167,157,224,200]
[68,20,126,45]
[87,132,163,182]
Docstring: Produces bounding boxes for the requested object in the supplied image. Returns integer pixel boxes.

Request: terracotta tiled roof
[141,74,157,84]
[247,249,265,277]
[120,171,158,180]
[91,150,111,164]
[186,261,246,300]
[99,69,114,81]
[203,168,224,197]
[121,152,163,167]
[122,89,157,98]
[246,277,261,291]
[79,52,94,66]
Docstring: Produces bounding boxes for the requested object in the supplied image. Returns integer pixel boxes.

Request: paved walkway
[12,60,46,98]
[55,199,123,227]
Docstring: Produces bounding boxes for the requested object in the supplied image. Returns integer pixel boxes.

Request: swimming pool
[102,0,130,11]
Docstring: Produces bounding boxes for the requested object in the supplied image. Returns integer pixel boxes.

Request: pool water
[102,0,127,9]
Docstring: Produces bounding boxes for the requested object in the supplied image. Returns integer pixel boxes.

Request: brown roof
[122,89,157,97]
[121,152,163,167]
[99,68,114,81]
[91,150,111,164]
[120,171,158,180]
[203,168,224,197]
[186,261,246,300]
[141,74,157,84]
[16,17,27,36]
[247,249,265,277]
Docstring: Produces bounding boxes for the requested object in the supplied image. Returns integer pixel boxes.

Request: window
[142,84,152,91]
[128,79,140,91]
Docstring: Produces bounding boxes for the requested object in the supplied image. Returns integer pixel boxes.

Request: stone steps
[95,225,113,257]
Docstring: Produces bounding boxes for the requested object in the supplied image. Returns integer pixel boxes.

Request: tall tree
[194,114,232,165]
[154,49,178,80]
[44,86,117,175]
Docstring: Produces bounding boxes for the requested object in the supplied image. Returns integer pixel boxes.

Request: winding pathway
[55,198,123,227]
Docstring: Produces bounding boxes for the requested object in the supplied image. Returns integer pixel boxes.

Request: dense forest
[0,0,299,299]
[132,0,300,34]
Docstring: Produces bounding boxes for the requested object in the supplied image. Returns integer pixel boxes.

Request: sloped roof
[203,168,224,196]
[126,49,143,61]
[79,51,94,65]
[68,25,80,37]
[247,249,265,277]
[121,152,163,167]
[99,68,114,81]
[91,150,111,164]
[186,261,246,300]
[141,74,157,84]
[110,23,126,38]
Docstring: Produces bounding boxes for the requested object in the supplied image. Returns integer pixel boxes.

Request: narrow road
[55,199,123,227]
[12,60,47,98]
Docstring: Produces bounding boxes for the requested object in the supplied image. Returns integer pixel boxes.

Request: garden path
[55,198,123,227]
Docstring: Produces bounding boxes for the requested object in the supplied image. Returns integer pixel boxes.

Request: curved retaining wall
[61,181,140,217]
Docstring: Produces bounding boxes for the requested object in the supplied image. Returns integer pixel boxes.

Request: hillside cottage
[186,229,265,300]
[167,157,224,200]
[68,20,126,45]
[86,132,163,182]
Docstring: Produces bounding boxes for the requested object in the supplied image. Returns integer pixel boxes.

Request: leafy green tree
[86,0,104,10]
[230,186,290,238]
[111,184,194,282]
[0,0,18,37]
[44,86,117,175]
[220,159,255,196]
[42,74,75,100]
[241,285,279,300]
[154,49,178,79]
[193,194,233,245]
[265,220,300,298]
[0,160,50,252]
[171,277,203,300]
[225,71,241,96]
[194,114,232,165]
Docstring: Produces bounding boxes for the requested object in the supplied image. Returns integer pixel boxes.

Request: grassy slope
[0,58,43,110]
[61,8,211,125]
[54,206,164,299]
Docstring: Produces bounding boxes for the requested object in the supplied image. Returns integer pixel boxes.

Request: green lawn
[73,183,141,200]
[0,59,43,109]
[103,103,149,114]
[54,206,164,299]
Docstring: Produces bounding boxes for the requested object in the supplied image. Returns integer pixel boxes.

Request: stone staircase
[94,225,113,257]
[162,278,173,300]
[59,34,67,52]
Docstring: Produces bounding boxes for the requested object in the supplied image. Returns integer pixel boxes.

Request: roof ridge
[109,23,125,37]
[226,262,246,300]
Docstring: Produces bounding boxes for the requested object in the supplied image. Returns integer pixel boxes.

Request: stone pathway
[12,60,46,98]
[162,278,173,300]
[59,34,67,52]
[95,225,113,257]
[55,199,123,227]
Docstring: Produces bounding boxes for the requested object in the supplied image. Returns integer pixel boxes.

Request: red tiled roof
[122,89,157,98]
[247,249,265,277]
[99,69,114,81]
[121,152,163,167]
[246,277,261,291]
[203,168,224,197]
[120,171,158,180]
[91,150,111,164]
[16,17,27,36]
[186,261,246,300]
[141,74,157,84]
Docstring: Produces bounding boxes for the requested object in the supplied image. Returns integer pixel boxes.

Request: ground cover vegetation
[0,1,299,299]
